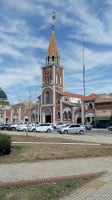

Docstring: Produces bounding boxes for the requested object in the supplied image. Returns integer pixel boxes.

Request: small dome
[0,87,7,99]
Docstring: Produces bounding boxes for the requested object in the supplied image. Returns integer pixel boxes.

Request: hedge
[0,134,11,156]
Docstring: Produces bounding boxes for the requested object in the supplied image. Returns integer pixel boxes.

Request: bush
[0,134,11,156]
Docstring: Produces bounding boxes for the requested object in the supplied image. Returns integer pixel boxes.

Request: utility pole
[81,36,86,124]
[82,36,85,96]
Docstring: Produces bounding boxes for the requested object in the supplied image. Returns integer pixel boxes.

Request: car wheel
[63,130,68,134]
[32,129,36,132]
[23,129,26,132]
[47,129,51,133]
[12,127,16,131]
[80,130,84,134]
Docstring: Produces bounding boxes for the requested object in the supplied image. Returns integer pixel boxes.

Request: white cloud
[0,0,112,103]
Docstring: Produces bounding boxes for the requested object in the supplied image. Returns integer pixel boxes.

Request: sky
[0,0,112,104]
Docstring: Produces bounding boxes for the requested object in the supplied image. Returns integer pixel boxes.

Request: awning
[95,117,111,121]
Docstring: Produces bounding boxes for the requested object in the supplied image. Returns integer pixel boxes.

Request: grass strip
[0,173,103,200]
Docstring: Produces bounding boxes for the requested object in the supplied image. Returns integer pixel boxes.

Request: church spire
[46,11,60,66]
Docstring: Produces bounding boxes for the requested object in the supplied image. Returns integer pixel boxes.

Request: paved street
[0,130,112,199]
[3,128,112,144]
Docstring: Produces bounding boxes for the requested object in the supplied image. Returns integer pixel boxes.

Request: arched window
[88,103,93,110]
[45,91,50,104]
[48,56,49,64]
[52,56,54,62]
[58,76,60,84]
[64,111,67,120]
[58,112,60,119]
[58,100,60,104]
[68,111,71,119]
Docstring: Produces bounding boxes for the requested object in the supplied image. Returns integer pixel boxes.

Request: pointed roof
[47,31,59,57]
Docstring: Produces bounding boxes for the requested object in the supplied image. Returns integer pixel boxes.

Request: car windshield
[64,124,70,127]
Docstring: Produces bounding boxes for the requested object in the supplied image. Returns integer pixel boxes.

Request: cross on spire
[52,11,56,33]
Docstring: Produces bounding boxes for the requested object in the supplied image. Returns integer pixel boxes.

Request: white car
[9,123,18,131]
[28,123,39,132]
[36,123,53,133]
[16,122,29,132]
[57,123,70,132]
[58,124,85,134]
[55,122,66,130]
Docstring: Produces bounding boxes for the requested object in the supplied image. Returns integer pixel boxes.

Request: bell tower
[40,12,64,123]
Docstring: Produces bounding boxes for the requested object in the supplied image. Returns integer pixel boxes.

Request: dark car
[107,125,112,131]
[0,123,9,130]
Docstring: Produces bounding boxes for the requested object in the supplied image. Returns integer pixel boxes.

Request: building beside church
[0,87,9,123]
[5,102,39,124]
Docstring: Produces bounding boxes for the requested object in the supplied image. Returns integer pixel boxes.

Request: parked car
[28,123,39,132]
[58,124,85,134]
[55,122,66,130]
[107,125,112,131]
[57,123,71,132]
[8,123,18,131]
[16,122,29,132]
[0,123,9,130]
[81,124,93,130]
[36,123,53,133]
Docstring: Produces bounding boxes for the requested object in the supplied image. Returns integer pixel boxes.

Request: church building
[39,19,86,124]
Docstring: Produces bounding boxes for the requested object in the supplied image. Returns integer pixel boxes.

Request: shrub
[0,134,11,156]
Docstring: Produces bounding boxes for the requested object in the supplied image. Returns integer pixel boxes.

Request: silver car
[59,124,85,134]
[36,123,53,133]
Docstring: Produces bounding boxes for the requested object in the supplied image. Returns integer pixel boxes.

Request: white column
[11,109,13,123]
[40,68,43,123]
[81,101,85,124]
[72,108,75,123]
[18,107,21,122]
[62,66,64,91]
[40,96,42,123]
[60,98,63,122]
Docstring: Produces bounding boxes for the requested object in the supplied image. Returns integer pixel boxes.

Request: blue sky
[0,0,112,104]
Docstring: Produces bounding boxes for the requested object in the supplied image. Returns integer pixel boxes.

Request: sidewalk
[0,157,112,199]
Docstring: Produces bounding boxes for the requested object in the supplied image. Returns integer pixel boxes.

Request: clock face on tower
[45,67,50,73]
